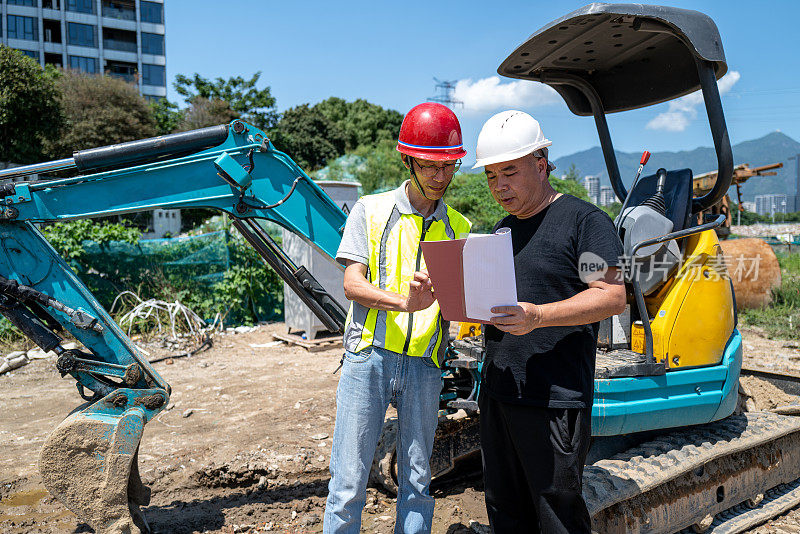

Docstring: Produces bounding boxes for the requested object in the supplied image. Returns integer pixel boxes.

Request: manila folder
[421,228,517,324]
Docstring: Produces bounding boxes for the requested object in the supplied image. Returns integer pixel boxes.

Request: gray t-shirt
[335,180,452,358]
[335,180,449,268]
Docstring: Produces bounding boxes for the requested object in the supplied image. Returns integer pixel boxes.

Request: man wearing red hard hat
[323,103,472,534]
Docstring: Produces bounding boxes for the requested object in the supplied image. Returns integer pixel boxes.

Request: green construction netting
[76,231,283,325]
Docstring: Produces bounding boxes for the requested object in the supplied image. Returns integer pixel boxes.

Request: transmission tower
[428,77,463,108]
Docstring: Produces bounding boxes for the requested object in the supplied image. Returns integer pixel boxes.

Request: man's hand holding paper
[489,302,542,335]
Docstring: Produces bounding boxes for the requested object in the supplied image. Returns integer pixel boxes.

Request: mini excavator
[5,4,800,533]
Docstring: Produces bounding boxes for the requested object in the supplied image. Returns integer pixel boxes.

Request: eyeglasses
[413,158,462,178]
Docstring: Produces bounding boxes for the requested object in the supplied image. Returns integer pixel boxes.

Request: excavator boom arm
[0,121,348,533]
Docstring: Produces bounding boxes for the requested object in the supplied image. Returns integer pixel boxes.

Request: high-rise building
[1,0,166,100]
[754,194,788,217]
[583,175,600,205]
[599,185,616,206]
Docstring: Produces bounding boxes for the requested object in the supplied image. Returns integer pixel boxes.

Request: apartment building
[754,194,789,217]
[599,185,616,207]
[1,0,166,99]
[583,175,600,205]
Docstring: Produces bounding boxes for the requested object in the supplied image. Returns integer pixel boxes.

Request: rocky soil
[0,323,798,533]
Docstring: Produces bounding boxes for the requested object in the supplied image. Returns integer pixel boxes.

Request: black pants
[479,392,592,534]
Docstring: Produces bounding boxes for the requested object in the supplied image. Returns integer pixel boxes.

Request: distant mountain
[552,131,800,204]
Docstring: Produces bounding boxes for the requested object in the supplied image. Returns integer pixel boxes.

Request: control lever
[641,168,668,216]
[615,150,651,233]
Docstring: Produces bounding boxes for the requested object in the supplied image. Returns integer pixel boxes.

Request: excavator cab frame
[498,2,733,213]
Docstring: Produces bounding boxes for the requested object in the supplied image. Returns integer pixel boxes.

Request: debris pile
[732,223,800,238]
[0,342,77,376]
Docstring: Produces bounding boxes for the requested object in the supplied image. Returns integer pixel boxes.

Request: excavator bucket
[39,391,160,534]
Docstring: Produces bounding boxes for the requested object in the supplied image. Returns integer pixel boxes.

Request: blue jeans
[323,346,443,534]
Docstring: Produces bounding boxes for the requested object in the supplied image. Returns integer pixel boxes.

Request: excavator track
[586,412,800,533]
[679,478,800,534]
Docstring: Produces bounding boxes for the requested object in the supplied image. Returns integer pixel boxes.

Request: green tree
[445,172,593,233]
[563,163,581,181]
[0,46,64,164]
[211,234,283,325]
[314,97,403,151]
[351,139,408,194]
[174,72,278,130]
[44,70,157,158]
[600,202,622,220]
[549,175,590,201]
[42,219,141,262]
[177,96,239,131]
[269,104,346,171]
[271,97,403,173]
[730,202,765,225]
[149,97,181,135]
[445,172,507,233]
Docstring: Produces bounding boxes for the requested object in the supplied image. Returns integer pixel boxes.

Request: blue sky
[164,1,800,166]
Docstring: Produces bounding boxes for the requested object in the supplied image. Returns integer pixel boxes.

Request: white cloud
[646,71,741,132]
[452,76,560,113]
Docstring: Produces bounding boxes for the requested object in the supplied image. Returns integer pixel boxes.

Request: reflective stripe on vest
[343,190,471,366]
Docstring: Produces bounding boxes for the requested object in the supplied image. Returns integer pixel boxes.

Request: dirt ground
[0,323,799,534]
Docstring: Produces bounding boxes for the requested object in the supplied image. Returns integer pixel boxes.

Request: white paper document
[462,228,518,322]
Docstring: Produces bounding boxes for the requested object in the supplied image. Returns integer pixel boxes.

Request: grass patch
[740,251,800,340]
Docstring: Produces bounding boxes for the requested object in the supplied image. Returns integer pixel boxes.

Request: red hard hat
[397,103,467,162]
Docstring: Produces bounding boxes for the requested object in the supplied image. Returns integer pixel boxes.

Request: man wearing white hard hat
[474,110,625,533]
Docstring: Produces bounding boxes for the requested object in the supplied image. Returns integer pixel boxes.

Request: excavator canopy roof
[498,3,728,115]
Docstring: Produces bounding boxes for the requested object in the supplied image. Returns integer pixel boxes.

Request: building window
[142,63,165,86]
[8,0,38,7]
[19,50,40,60]
[43,19,62,43]
[141,32,164,55]
[102,27,137,53]
[140,1,164,24]
[68,55,98,74]
[105,60,137,82]
[101,0,136,21]
[44,52,63,67]
[67,22,97,47]
[43,0,61,8]
[66,0,95,14]
[7,15,39,41]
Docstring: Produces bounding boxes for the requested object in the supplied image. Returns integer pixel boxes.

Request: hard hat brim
[396,144,467,162]
[472,139,551,169]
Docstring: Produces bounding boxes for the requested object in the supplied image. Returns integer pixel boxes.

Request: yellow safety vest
[343,189,471,366]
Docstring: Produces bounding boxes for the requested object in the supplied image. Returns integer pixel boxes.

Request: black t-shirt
[483,194,624,408]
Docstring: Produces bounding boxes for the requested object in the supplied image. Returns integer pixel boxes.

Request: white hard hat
[473,110,555,171]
